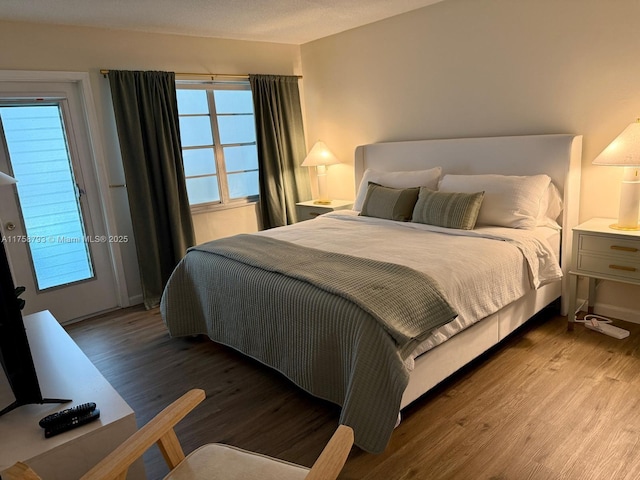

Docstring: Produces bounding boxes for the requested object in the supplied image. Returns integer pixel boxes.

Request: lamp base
[614,167,640,231]
[313,199,332,205]
[609,223,640,231]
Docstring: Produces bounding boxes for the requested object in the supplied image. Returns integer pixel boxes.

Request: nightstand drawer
[577,253,640,281]
[579,234,640,259]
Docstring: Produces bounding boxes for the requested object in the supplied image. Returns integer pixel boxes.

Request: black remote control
[39,402,97,428]
[44,408,100,438]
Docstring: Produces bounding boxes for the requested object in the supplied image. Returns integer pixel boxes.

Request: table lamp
[593,119,640,230]
[301,141,341,205]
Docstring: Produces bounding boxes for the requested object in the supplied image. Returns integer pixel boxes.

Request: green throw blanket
[161,234,456,453]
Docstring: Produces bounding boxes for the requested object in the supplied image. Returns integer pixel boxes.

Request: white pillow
[438,173,552,229]
[537,182,563,229]
[354,167,442,211]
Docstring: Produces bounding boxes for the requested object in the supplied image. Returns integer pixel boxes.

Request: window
[176,81,259,211]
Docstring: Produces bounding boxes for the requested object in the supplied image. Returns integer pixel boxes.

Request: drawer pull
[611,245,638,253]
[609,264,637,272]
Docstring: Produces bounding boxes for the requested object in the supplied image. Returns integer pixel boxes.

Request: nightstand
[295,199,353,222]
[567,217,640,329]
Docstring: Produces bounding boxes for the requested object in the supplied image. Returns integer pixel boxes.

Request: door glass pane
[0,104,94,290]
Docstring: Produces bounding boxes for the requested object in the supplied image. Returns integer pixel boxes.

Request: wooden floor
[65,306,640,480]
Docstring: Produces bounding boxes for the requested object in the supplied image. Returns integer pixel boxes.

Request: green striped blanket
[160,234,456,453]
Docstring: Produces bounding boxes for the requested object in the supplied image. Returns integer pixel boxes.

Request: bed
[161,134,583,454]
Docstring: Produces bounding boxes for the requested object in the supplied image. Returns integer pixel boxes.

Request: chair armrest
[305,425,354,480]
[80,388,206,480]
[3,462,42,480]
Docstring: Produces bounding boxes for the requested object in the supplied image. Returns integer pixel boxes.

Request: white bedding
[257,210,562,368]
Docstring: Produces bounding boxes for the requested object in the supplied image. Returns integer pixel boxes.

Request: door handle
[5,222,15,231]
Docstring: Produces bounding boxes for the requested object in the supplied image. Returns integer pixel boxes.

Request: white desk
[0,311,145,479]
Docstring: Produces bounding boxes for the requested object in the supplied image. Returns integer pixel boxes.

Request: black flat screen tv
[0,242,69,416]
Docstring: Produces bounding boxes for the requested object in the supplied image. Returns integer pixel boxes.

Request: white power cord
[572,299,612,324]
[575,313,613,325]
[573,299,629,339]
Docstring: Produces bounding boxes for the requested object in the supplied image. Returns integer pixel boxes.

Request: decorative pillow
[359,182,420,222]
[438,174,552,229]
[354,167,442,211]
[411,188,485,230]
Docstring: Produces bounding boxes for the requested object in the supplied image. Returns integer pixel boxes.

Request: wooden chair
[4,389,354,480]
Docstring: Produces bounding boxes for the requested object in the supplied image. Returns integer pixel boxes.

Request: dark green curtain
[249,74,311,228]
[108,70,195,309]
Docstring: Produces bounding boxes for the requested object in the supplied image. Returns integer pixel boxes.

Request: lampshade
[593,119,640,166]
[301,141,341,167]
[593,119,640,230]
[0,171,17,186]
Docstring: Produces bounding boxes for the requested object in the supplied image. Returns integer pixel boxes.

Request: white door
[0,81,119,322]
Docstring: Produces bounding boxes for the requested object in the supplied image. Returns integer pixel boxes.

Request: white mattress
[258,210,562,368]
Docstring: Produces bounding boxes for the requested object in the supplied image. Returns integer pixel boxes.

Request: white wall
[300,0,640,320]
[5,1,640,318]
[0,20,301,305]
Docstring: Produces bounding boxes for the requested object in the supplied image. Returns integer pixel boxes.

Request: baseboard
[62,306,121,325]
[128,294,144,307]
[576,297,640,325]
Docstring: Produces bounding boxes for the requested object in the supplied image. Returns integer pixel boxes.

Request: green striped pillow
[360,182,420,222]
[411,188,485,230]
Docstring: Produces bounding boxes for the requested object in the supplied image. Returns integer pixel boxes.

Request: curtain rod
[99,69,302,80]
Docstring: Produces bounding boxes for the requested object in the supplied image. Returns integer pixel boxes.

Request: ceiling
[0,0,445,45]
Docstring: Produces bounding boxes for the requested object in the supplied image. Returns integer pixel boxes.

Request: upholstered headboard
[354,134,583,314]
